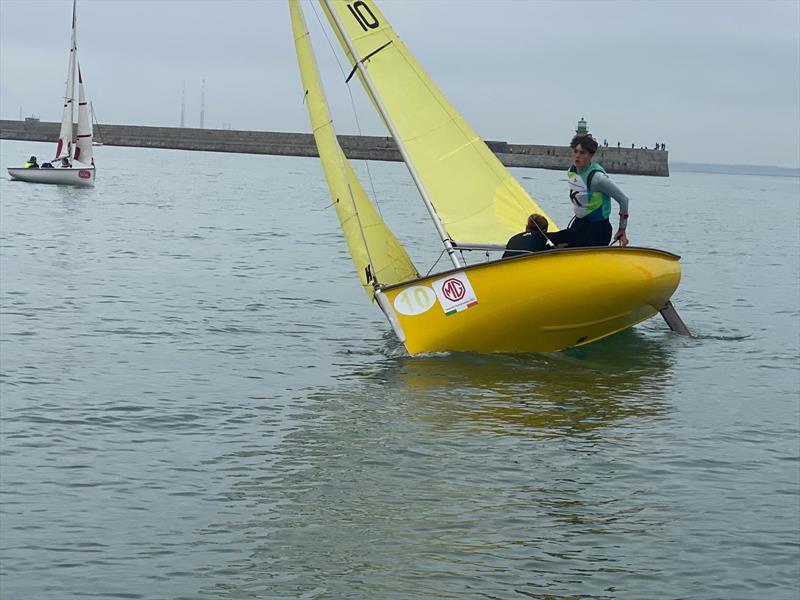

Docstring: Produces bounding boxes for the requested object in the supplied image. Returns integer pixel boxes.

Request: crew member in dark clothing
[503,213,552,258]
[41,162,54,168]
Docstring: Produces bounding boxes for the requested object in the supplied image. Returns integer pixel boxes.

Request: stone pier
[0,119,669,176]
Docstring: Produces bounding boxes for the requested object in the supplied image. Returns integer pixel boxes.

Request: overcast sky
[1,0,798,168]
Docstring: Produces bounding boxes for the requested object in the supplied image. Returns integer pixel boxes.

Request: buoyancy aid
[567,162,611,221]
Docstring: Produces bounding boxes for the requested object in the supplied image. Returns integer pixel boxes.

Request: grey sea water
[1,139,798,600]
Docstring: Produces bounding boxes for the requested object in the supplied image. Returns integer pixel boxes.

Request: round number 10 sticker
[393,285,435,316]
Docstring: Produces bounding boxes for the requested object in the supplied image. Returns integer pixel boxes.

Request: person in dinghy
[503,213,553,258]
[548,134,630,248]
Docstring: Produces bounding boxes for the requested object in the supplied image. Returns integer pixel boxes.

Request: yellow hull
[379,247,681,355]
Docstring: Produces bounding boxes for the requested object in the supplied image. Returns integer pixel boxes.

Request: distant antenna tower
[200,79,206,129]
[19,106,23,120]
[180,80,185,128]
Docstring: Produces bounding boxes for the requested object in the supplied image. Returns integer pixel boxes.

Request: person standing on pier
[548,134,630,248]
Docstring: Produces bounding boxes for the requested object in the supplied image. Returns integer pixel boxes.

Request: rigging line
[308,1,386,221]
[303,2,381,287]
[89,101,103,143]
[529,219,556,248]
[345,41,392,83]
[425,249,447,277]
[322,0,461,269]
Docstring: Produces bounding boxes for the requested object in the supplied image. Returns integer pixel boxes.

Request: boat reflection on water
[201,331,678,597]
[379,328,677,437]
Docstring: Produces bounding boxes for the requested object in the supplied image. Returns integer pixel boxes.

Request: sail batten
[290,0,417,299]
[320,0,462,268]
[320,0,556,245]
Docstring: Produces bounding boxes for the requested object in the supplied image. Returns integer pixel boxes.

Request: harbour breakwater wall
[0,120,669,176]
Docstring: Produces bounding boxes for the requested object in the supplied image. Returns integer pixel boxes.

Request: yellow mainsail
[319,0,556,245]
[290,0,418,298]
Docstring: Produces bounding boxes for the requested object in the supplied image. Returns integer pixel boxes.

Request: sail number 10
[393,285,436,316]
[347,1,380,31]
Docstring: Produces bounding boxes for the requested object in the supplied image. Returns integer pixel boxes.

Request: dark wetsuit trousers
[547,217,612,248]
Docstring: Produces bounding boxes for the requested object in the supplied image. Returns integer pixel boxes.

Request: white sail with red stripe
[55,0,95,168]
[55,0,77,160]
[74,64,93,166]
[8,0,96,186]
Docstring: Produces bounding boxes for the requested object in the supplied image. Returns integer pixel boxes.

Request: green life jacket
[567,162,610,221]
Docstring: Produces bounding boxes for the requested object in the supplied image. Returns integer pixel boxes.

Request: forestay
[290,0,418,299]
[55,0,77,160]
[319,0,556,245]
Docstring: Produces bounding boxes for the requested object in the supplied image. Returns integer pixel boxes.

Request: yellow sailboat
[290,0,687,355]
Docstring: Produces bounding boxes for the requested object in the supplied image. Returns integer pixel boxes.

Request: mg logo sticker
[440,278,466,302]
[432,272,478,316]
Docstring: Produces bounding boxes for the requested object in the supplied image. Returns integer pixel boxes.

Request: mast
[321,0,463,269]
[200,79,206,129]
[56,0,78,159]
[180,80,186,127]
[70,0,77,132]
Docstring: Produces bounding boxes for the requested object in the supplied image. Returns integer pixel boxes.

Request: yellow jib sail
[290,0,418,298]
[320,0,556,245]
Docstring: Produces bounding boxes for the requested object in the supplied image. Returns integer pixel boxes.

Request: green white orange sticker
[432,272,478,315]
